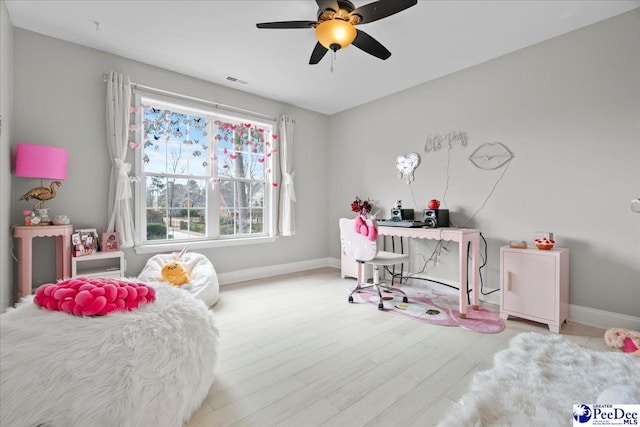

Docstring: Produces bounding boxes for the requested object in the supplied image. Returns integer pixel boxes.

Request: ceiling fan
[256,0,417,65]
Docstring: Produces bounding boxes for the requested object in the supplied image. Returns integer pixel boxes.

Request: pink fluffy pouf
[34,277,156,316]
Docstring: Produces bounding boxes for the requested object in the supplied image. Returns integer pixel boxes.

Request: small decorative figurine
[23,210,33,226]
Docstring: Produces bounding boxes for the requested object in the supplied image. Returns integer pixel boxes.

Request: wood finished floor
[185,267,609,427]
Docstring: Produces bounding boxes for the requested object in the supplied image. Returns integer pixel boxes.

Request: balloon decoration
[396,153,421,184]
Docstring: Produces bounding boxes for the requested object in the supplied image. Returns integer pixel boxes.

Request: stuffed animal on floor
[604,328,640,357]
[597,384,640,404]
[161,261,190,287]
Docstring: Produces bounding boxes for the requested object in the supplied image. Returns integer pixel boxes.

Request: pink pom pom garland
[34,277,156,316]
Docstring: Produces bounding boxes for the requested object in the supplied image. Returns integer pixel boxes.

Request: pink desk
[377,226,481,318]
[12,224,73,299]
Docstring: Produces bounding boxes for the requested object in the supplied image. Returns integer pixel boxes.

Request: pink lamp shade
[15,143,68,180]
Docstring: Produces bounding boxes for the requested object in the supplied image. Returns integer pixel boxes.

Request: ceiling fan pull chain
[330,51,335,73]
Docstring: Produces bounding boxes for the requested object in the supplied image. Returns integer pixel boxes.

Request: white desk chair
[339,217,409,310]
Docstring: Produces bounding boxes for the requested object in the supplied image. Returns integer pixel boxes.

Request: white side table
[500,246,569,333]
[72,251,126,279]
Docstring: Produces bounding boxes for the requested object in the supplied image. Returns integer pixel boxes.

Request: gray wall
[9,29,329,300]
[328,10,640,317]
[4,10,639,319]
[0,0,14,312]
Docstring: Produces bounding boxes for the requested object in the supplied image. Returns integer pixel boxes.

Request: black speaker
[423,209,449,228]
[391,208,414,221]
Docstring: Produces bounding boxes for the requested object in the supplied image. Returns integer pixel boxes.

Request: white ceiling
[5,0,639,115]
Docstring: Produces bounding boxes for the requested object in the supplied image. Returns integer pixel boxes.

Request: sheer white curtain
[278,115,296,236]
[105,71,135,247]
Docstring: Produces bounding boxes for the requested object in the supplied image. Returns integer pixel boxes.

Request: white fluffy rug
[438,332,640,427]
[1,282,218,427]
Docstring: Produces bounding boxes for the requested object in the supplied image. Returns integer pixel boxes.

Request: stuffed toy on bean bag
[161,261,190,287]
[604,328,640,357]
[138,252,220,306]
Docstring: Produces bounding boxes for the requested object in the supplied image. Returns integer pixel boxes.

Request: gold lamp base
[18,180,62,210]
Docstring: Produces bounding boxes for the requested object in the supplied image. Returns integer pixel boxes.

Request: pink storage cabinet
[500,246,569,333]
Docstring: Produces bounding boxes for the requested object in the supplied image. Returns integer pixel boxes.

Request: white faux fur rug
[1,282,218,427]
[438,332,640,427]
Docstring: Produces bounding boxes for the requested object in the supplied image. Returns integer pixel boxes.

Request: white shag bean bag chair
[138,252,220,306]
[0,282,218,427]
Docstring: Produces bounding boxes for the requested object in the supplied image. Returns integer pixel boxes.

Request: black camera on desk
[423,209,449,228]
[390,208,414,221]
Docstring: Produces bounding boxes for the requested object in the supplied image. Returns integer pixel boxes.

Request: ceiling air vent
[225,76,248,85]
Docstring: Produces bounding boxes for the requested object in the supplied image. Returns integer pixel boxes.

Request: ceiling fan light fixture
[257,0,418,64]
[315,20,356,51]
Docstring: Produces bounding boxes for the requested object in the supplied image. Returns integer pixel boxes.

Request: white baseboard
[221,257,639,331]
[328,257,340,269]
[569,304,640,331]
[479,288,500,306]
[217,257,333,285]
[404,273,501,306]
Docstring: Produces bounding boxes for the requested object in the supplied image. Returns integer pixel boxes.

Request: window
[134,93,277,250]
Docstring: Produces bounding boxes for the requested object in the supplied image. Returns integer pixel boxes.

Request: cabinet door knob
[506,271,512,291]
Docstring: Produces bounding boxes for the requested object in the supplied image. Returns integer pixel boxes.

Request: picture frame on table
[101,232,120,252]
[73,228,98,257]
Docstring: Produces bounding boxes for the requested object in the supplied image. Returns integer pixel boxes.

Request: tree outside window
[137,97,276,245]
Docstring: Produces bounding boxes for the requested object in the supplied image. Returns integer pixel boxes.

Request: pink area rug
[356,283,504,334]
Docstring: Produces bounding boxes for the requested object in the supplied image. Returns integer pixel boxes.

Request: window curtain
[278,115,296,236]
[105,71,135,247]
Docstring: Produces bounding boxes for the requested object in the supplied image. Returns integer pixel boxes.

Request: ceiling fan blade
[309,42,329,64]
[351,0,417,25]
[352,29,391,60]
[256,21,316,29]
[316,0,340,13]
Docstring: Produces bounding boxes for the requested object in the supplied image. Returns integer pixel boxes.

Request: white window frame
[132,90,278,254]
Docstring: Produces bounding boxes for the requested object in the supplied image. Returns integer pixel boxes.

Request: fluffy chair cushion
[34,277,155,316]
[138,252,220,306]
[1,282,218,427]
